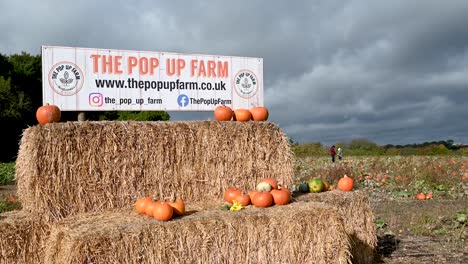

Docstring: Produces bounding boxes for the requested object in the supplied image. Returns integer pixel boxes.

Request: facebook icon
[177,94,189,107]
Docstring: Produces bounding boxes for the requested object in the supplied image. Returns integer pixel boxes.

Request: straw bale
[16,121,294,221]
[0,210,51,264]
[44,202,351,264]
[294,190,377,264]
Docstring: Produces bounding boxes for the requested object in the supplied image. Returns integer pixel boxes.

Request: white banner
[41,46,263,111]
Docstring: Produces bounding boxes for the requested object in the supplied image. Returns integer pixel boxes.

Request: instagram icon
[89,93,103,107]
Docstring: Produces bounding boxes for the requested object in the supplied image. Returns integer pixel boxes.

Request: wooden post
[78,112,86,121]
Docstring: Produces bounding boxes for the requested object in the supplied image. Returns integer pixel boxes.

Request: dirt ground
[1,184,466,263]
[367,188,467,264]
[0,184,16,200]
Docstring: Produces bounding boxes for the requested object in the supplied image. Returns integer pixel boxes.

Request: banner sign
[41,46,263,111]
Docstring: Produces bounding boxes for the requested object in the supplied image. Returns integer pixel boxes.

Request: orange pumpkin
[251,191,273,208]
[462,173,468,181]
[250,106,269,121]
[36,103,61,125]
[234,193,251,206]
[153,201,174,221]
[260,178,278,190]
[270,188,290,205]
[5,195,18,203]
[135,196,153,215]
[278,184,291,196]
[416,193,426,200]
[224,187,243,204]
[144,201,157,217]
[168,198,185,216]
[337,175,354,191]
[233,109,251,122]
[425,193,433,200]
[214,105,233,121]
[248,190,259,201]
[322,181,330,191]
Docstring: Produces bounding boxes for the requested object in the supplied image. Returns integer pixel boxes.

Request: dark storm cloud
[1,0,467,145]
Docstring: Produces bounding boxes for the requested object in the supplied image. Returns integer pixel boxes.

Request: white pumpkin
[256,181,272,192]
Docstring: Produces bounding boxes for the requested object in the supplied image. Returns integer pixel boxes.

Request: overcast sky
[1,0,467,145]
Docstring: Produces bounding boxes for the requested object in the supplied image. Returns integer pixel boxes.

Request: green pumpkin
[298,182,309,193]
[307,178,324,193]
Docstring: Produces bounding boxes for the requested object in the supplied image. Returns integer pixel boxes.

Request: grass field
[294,156,467,199]
[292,155,467,263]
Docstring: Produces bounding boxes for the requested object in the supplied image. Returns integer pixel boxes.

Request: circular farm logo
[48,61,84,96]
[233,70,258,98]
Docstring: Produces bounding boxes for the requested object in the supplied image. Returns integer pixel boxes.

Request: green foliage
[291,142,326,157]
[384,147,401,155]
[412,180,430,193]
[61,110,171,122]
[115,111,170,121]
[375,218,387,230]
[392,189,414,198]
[0,76,32,120]
[342,139,385,156]
[9,52,41,79]
[0,54,12,75]
[0,162,15,185]
[415,144,450,155]
[8,53,42,123]
[291,139,465,157]
[91,110,170,121]
[454,211,466,226]
[454,148,468,156]
[0,52,43,162]
[0,52,173,162]
[0,199,22,213]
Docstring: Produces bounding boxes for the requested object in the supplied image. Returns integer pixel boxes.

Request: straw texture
[44,202,351,264]
[295,190,377,264]
[0,211,50,264]
[9,120,377,263]
[16,121,294,221]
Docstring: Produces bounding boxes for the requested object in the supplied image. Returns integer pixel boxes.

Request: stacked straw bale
[44,202,352,264]
[295,190,377,264]
[0,210,51,264]
[16,121,294,221]
[8,120,379,263]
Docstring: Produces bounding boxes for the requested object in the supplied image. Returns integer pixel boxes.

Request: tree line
[0,52,170,162]
[291,138,467,157]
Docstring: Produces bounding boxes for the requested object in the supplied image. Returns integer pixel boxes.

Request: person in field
[330,145,336,162]
[338,147,343,160]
